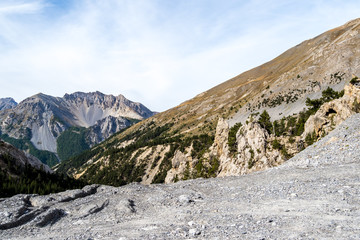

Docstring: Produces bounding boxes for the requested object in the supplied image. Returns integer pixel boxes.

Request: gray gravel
[1,114,360,239]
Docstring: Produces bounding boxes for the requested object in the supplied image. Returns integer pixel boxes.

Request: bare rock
[303,84,360,139]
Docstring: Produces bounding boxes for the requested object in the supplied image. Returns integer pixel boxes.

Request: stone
[189,228,201,236]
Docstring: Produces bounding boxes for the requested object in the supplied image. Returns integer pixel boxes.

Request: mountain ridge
[0,98,17,111]
[0,91,155,166]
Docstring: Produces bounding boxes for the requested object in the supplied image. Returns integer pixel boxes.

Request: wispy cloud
[0,0,359,111]
[0,1,43,15]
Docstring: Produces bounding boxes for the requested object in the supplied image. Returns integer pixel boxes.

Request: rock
[178,195,193,204]
[213,120,283,177]
[189,228,201,236]
[303,84,360,140]
[34,208,66,227]
[188,221,195,226]
[210,118,230,158]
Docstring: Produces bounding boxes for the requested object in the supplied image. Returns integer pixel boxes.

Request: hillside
[57,18,360,185]
[0,91,155,166]
[0,140,83,197]
[1,113,360,239]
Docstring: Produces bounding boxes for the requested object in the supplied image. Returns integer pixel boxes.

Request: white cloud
[0,0,359,111]
[0,1,43,15]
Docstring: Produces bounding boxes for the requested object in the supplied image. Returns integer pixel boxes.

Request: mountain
[0,140,52,174]
[1,113,360,239]
[0,91,155,166]
[56,18,360,186]
[0,98,17,111]
[0,140,83,197]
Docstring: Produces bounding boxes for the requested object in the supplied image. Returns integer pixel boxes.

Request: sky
[0,0,359,111]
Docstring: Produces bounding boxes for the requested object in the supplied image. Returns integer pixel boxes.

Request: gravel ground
[1,114,360,240]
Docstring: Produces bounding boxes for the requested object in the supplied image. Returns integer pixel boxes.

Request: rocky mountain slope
[0,91,155,166]
[0,140,84,198]
[0,98,17,111]
[1,113,360,239]
[0,140,51,174]
[57,18,360,185]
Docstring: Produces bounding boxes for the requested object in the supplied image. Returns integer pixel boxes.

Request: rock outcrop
[236,122,283,171]
[87,116,134,146]
[212,119,283,177]
[303,83,360,139]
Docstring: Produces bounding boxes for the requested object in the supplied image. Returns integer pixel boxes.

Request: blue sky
[0,0,359,111]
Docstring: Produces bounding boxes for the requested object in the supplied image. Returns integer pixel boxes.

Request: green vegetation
[271,139,292,160]
[352,98,360,112]
[306,87,344,114]
[247,148,255,169]
[57,127,90,161]
[271,87,344,139]
[350,76,359,85]
[191,155,220,179]
[258,110,272,134]
[0,133,58,167]
[0,154,84,197]
[228,122,242,154]
[305,131,316,146]
[152,144,178,183]
[58,120,216,186]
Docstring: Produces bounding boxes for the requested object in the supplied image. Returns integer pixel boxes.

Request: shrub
[350,76,359,85]
[258,110,272,134]
[228,122,242,154]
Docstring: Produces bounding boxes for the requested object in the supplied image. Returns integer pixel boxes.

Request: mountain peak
[0,97,17,110]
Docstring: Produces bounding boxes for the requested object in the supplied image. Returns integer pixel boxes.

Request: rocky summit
[1,113,360,239]
[0,98,17,111]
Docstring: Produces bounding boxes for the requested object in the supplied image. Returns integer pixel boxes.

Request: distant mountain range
[0,92,155,166]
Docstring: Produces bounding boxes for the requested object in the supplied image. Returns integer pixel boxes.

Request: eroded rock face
[236,122,283,172]
[210,119,282,177]
[209,118,232,176]
[165,150,192,183]
[210,118,229,157]
[87,116,133,146]
[303,84,360,139]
